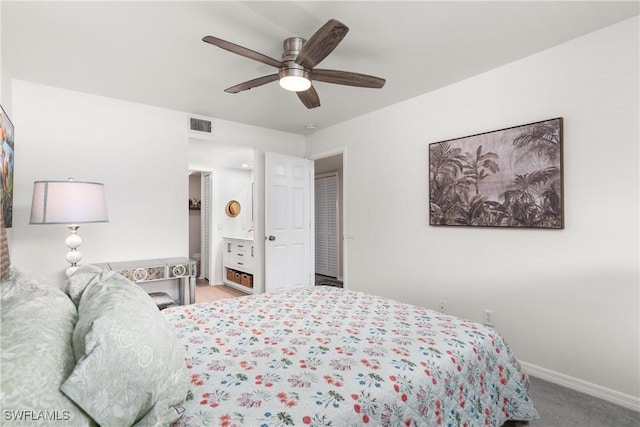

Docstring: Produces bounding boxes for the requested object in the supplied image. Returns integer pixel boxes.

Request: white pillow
[61,265,188,426]
[1,266,95,426]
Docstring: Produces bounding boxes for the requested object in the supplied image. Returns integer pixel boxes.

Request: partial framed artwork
[429,117,563,229]
[0,105,14,228]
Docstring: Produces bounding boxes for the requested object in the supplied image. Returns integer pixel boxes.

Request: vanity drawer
[224,238,254,273]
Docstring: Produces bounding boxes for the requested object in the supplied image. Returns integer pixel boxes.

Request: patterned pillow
[61,265,188,426]
[0,266,95,426]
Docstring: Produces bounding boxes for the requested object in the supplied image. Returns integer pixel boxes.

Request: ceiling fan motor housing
[280,37,309,80]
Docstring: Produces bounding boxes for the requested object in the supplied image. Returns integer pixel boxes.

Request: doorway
[188,170,211,283]
[313,152,344,287]
[189,141,254,292]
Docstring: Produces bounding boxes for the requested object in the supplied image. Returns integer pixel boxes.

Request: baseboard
[520,361,640,412]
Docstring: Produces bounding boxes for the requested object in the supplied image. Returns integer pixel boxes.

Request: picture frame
[0,105,14,228]
[429,117,563,229]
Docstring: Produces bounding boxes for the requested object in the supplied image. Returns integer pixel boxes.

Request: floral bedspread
[163,286,538,427]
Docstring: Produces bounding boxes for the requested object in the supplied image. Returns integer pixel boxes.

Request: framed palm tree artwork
[0,105,14,228]
[429,117,563,229]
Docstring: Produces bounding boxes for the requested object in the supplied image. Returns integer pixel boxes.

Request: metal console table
[93,257,196,305]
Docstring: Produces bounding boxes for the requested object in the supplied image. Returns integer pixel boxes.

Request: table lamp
[30,178,108,276]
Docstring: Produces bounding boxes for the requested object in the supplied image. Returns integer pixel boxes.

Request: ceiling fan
[203,19,386,109]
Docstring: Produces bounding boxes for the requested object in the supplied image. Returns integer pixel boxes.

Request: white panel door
[265,152,313,292]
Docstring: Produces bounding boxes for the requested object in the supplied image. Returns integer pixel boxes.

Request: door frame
[308,146,347,286]
[188,164,214,283]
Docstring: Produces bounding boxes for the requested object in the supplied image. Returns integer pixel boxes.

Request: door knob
[267,235,276,241]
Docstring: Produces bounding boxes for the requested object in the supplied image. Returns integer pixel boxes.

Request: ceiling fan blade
[295,19,349,69]
[203,36,282,69]
[311,69,386,88]
[297,85,321,109]
[224,74,279,94]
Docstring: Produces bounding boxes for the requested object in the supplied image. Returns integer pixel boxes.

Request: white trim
[520,361,640,412]
[307,147,345,162]
[308,159,315,288]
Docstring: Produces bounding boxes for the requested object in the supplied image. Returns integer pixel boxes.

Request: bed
[163,286,538,427]
[1,220,537,426]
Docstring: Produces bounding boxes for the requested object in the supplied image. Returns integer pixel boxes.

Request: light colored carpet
[526,376,639,427]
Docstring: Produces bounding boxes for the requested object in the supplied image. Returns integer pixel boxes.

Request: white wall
[212,168,252,284]
[213,169,253,239]
[9,80,305,298]
[11,80,188,291]
[306,17,639,405]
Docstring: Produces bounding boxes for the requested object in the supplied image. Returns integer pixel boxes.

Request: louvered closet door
[202,173,212,280]
[315,174,338,277]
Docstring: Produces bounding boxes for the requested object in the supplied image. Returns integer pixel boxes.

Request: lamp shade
[30,180,108,225]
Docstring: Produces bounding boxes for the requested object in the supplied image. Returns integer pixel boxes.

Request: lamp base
[65,225,82,277]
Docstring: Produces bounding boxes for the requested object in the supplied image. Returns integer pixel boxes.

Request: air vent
[188,115,214,140]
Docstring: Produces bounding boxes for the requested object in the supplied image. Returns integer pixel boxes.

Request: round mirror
[225,200,241,217]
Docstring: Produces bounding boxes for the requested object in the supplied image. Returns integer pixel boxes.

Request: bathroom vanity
[222,237,254,294]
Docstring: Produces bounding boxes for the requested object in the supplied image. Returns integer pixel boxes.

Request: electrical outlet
[439,300,446,313]
[483,309,494,326]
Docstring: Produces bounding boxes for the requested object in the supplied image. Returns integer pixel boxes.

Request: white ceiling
[3,1,638,136]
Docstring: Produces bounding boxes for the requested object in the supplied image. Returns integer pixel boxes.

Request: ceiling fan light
[279,67,311,92]
[279,75,311,92]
